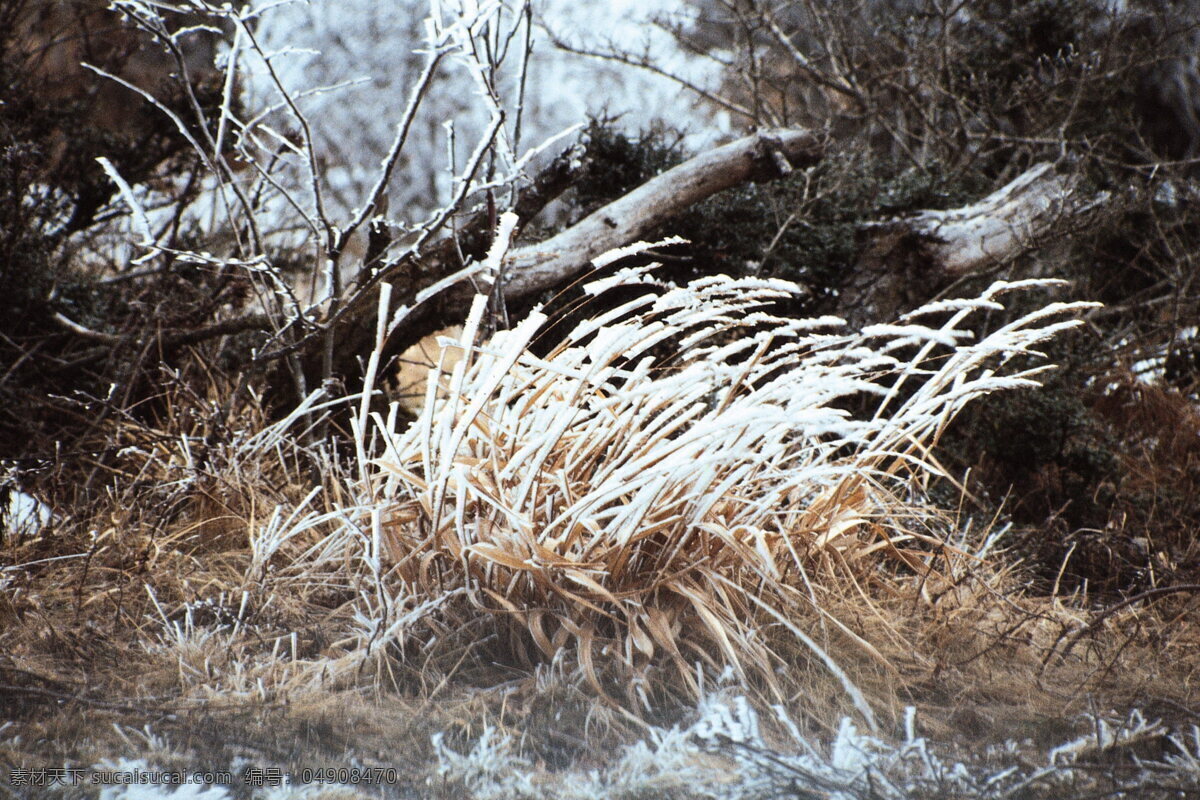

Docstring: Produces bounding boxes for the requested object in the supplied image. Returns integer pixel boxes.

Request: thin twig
[1060,584,1200,659]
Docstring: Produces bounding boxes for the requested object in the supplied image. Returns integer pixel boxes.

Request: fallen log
[340,128,825,384]
[342,149,1111,415]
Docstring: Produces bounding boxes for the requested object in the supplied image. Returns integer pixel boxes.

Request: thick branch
[840,163,1105,325]
[301,128,822,408]
[906,163,1092,276]
[501,128,824,299]
[355,128,823,373]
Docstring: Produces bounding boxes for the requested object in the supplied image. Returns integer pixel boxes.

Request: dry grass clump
[0,379,356,709]
[351,242,1094,723]
[5,254,1199,791]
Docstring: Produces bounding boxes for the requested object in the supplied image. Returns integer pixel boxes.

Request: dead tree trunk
[357,155,1105,412]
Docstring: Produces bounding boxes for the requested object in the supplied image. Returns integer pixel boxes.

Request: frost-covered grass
[38,238,1102,726]
[431,694,1200,800]
[30,699,1200,799]
[4,247,1198,798]
[254,233,1098,723]
[5,0,1200,793]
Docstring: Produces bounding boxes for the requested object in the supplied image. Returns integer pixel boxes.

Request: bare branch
[543,29,758,124]
[340,45,449,264]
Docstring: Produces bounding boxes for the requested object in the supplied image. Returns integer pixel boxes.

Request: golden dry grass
[326,252,1110,727]
[3,256,1199,789]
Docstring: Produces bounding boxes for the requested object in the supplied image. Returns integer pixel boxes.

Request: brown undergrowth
[2,271,1198,790]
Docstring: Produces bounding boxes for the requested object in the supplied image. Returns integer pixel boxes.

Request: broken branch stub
[840,163,1104,326]
[908,163,1087,276]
